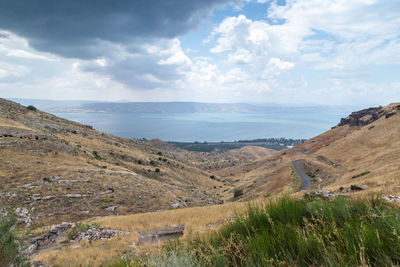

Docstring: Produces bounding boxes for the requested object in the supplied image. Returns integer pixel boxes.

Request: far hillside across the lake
[13,99,357,142]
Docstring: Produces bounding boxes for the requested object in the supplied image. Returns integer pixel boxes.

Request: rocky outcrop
[337,104,400,127]
[27,223,70,253]
[15,207,32,227]
[338,107,385,127]
[138,225,185,244]
[304,184,368,200]
[383,195,400,204]
[70,228,127,243]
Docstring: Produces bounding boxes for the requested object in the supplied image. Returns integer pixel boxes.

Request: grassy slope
[32,102,400,266]
[134,197,400,267]
[0,98,225,226]
[214,103,400,199]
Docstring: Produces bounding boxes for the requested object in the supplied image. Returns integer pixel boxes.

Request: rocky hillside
[214,103,400,200]
[0,98,227,227]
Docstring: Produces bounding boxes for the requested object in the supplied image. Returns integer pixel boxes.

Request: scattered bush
[210,175,216,179]
[92,151,102,160]
[233,188,243,198]
[155,168,160,173]
[306,170,316,178]
[26,105,37,111]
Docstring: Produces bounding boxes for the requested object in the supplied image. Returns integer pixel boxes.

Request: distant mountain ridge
[11,99,359,114]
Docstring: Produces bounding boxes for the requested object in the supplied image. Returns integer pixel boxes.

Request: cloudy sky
[0,0,399,105]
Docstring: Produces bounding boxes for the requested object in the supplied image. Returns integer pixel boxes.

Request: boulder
[350,184,368,191]
[138,225,185,244]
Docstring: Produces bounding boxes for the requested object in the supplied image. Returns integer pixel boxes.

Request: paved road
[293,160,312,191]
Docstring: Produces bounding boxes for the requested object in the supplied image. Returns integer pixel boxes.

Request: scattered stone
[383,195,400,204]
[71,245,81,249]
[105,206,118,211]
[0,191,17,198]
[22,183,41,189]
[32,194,42,201]
[15,207,32,227]
[43,196,55,200]
[70,228,127,243]
[385,112,396,119]
[304,190,338,200]
[28,223,69,253]
[350,184,368,191]
[138,225,185,245]
[31,260,45,267]
[99,190,113,195]
[64,194,90,198]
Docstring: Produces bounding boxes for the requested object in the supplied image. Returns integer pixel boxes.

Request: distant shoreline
[168,138,306,152]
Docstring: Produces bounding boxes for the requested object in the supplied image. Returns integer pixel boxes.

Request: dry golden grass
[3,98,400,265]
[92,201,246,234]
[33,201,248,266]
[0,98,227,227]
[0,117,33,130]
[34,233,139,267]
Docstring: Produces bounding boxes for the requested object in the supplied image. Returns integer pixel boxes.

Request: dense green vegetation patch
[116,196,400,266]
[0,212,23,266]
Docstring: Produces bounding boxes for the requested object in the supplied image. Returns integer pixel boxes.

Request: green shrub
[92,151,102,160]
[155,168,160,173]
[0,211,22,266]
[26,105,37,111]
[306,170,316,178]
[124,196,400,266]
[233,188,243,198]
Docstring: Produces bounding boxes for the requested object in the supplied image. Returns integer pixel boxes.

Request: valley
[1,98,400,266]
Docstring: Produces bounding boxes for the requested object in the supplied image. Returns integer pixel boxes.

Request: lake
[53,110,350,142]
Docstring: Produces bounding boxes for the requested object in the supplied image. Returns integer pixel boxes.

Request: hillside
[0,98,228,227]
[215,103,400,200]
[13,99,357,115]
[2,99,398,228]
[3,101,397,266]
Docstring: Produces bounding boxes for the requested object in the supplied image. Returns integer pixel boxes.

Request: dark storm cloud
[82,53,184,89]
[0,0,236,58]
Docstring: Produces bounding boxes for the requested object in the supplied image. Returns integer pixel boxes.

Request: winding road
[293,160,312,191]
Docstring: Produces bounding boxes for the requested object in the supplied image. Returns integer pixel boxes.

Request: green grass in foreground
[0,211,23,266]
[114,196,400,267]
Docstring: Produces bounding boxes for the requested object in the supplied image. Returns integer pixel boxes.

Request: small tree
[26,105,37,111]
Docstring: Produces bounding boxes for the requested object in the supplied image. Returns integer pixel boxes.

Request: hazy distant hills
[11,99,359,114]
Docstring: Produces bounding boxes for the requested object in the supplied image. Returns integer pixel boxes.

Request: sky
[0,0,399,105]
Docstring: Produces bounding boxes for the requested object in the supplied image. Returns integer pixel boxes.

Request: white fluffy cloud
[0,0,399,104]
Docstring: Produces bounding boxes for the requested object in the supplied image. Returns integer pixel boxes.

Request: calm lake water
[54,110,350,142]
